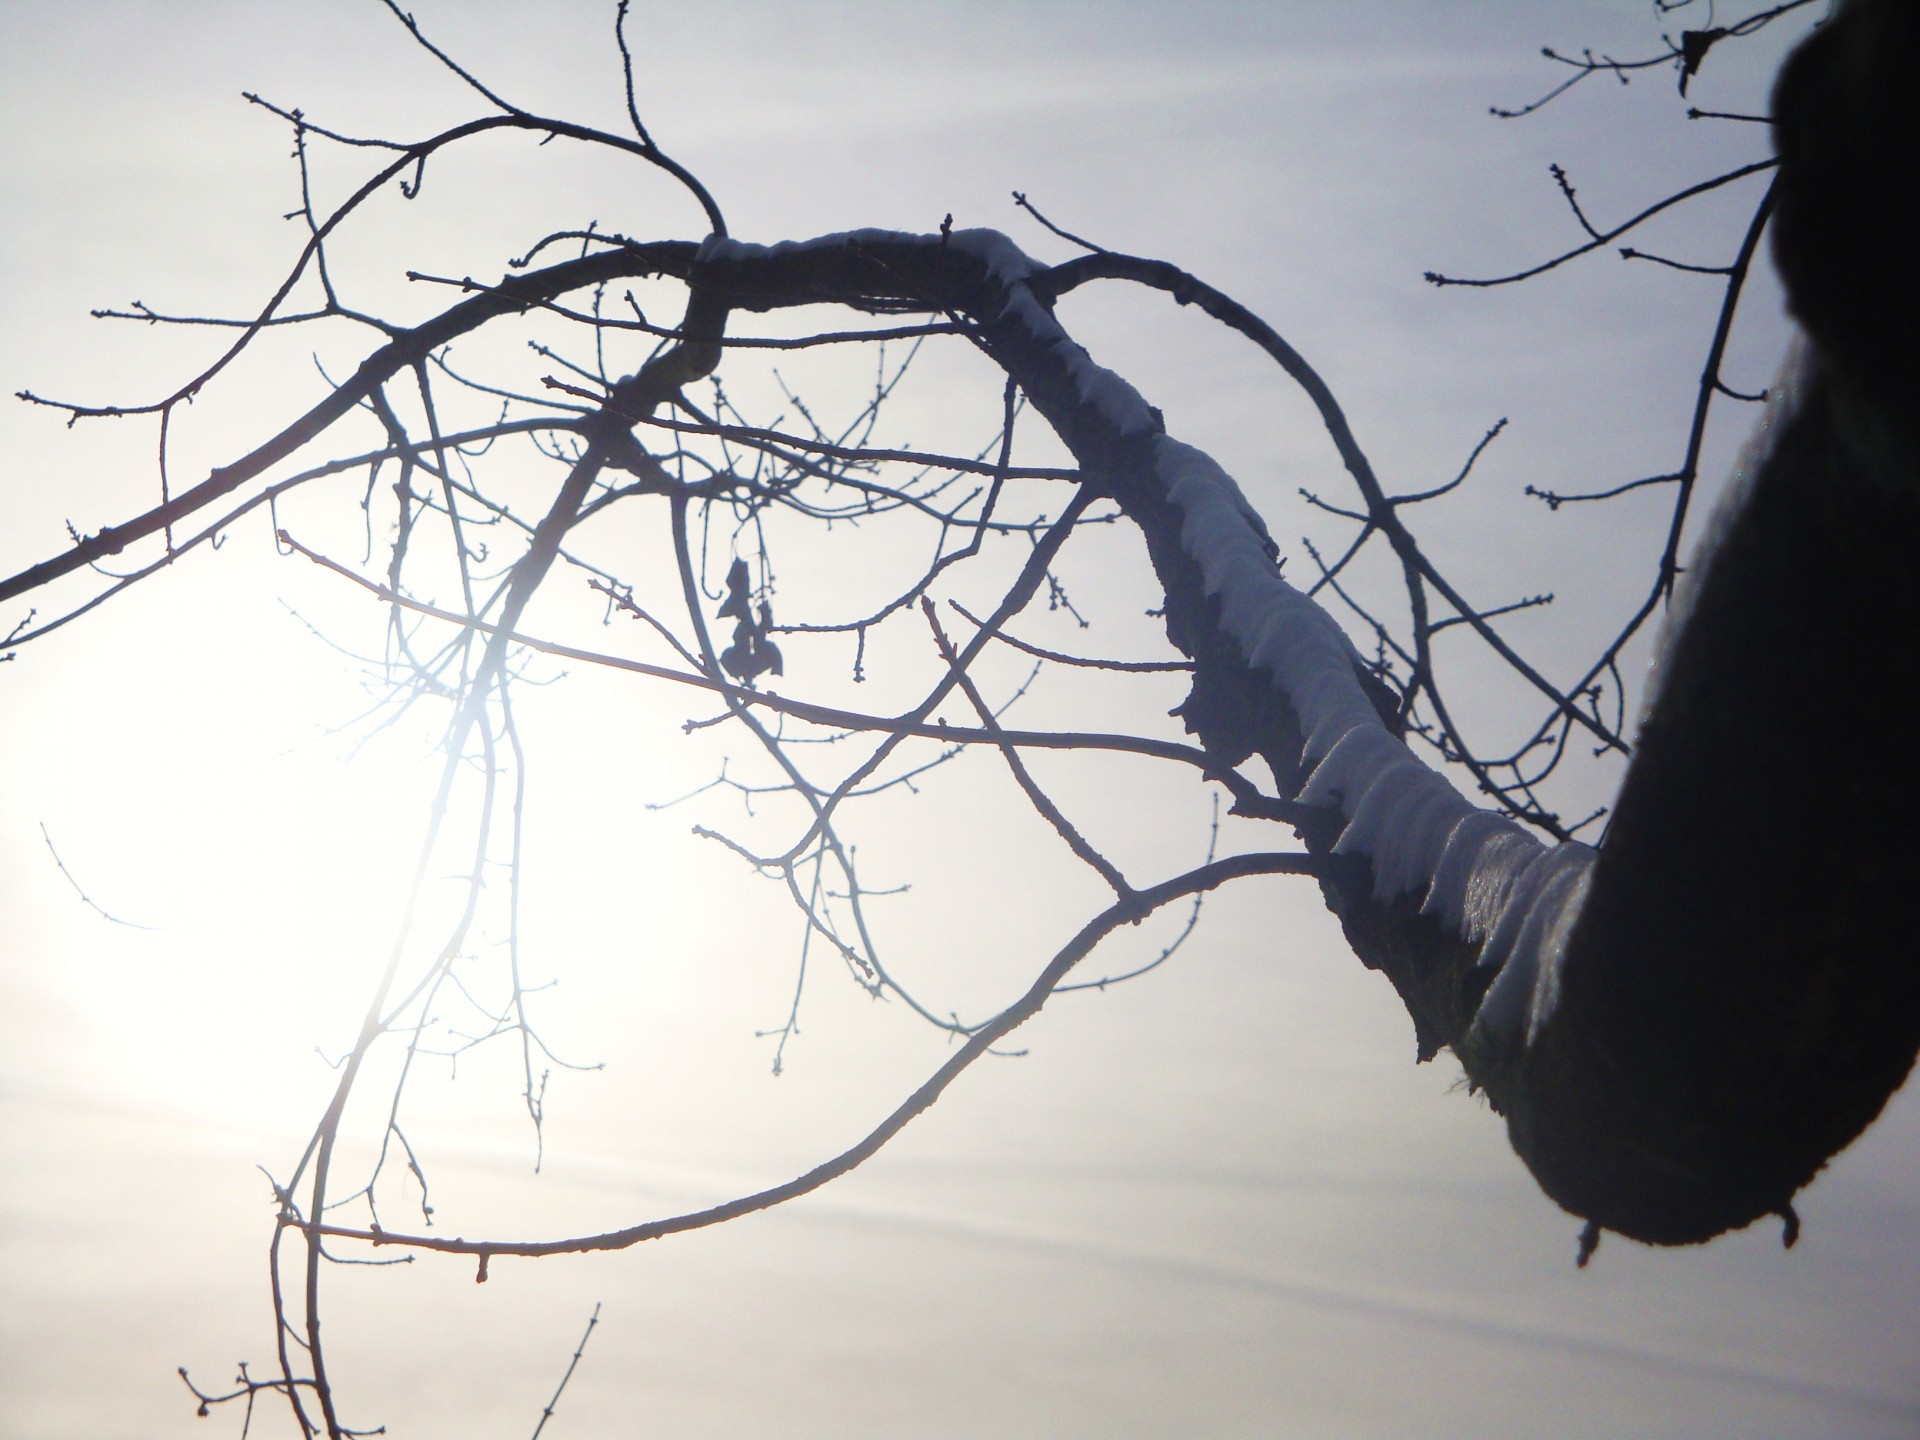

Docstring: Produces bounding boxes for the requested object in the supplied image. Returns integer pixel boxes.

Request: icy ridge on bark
[1151,436,1594,1046]
[702,227,1595,1047]
[957,226,1591,1049]
[700,227,1046,289]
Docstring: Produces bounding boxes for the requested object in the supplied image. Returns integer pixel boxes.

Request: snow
[947,228,1047,289]
[1470,845,1596,1046]
[995,285,1159,436]
[927,234,1596,1047]
[699,226,1596,1050]
[698,228,923,267]
[702,230,1159,437]
[1148,432,1595,1051]
[700,227,1044,291]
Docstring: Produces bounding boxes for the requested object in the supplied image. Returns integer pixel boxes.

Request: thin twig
[529,1303,601,1440]
[38,823,155,929]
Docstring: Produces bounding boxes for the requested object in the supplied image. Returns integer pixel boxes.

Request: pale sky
[3,3,1915,1438]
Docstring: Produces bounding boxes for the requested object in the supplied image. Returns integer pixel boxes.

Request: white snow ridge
[938,226,1596,1050]
[1154,435,1594,1050]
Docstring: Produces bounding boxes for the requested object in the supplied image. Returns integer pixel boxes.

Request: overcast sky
[4,3,1915,1438]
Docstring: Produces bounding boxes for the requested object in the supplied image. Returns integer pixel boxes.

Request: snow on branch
[941,229,1598,1051]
